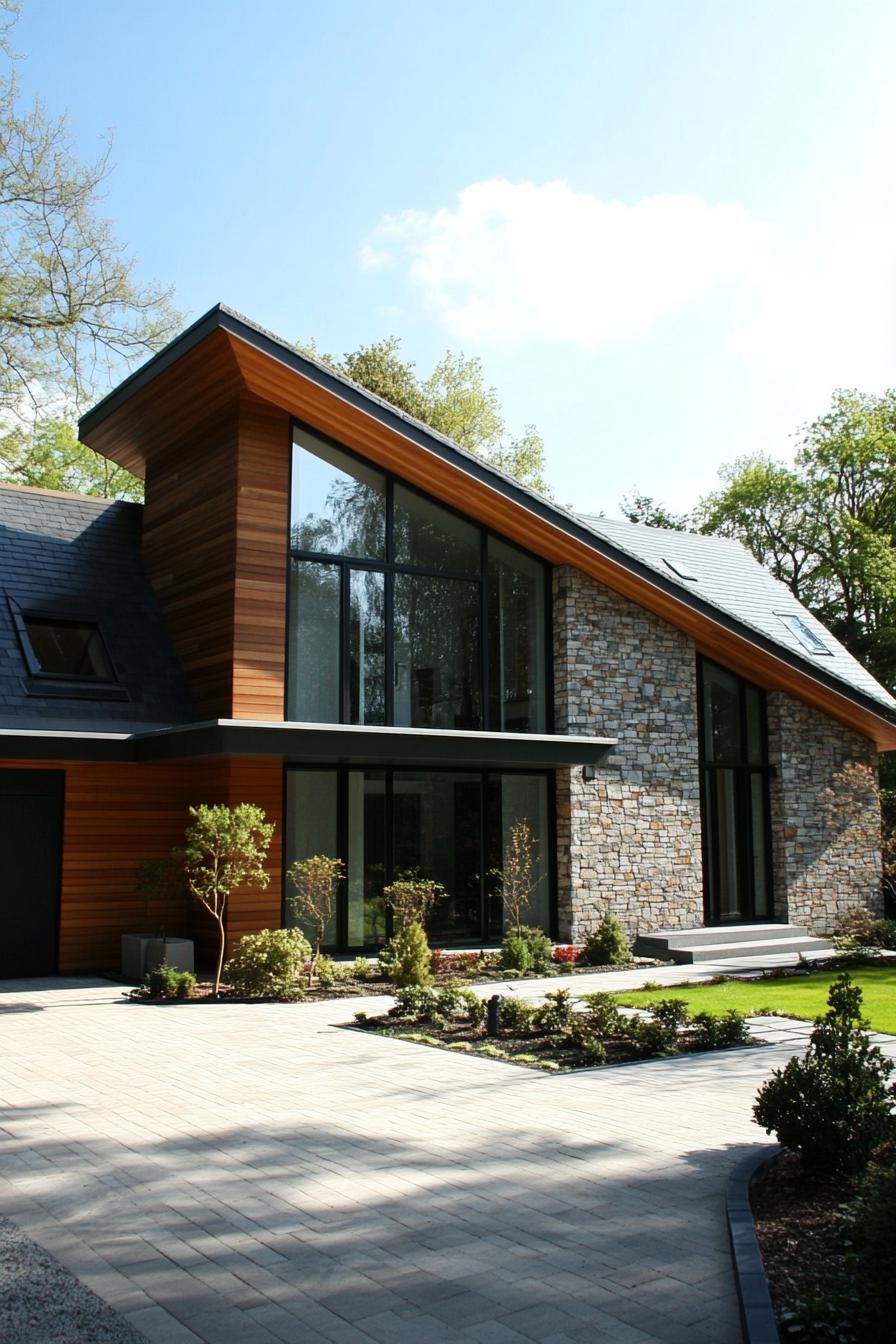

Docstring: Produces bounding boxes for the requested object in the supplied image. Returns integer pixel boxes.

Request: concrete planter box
[121,934,195,980]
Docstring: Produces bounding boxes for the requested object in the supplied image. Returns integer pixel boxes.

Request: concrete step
[635,923,835,964]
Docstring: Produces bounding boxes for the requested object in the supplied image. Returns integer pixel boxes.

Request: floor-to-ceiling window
[699,658,773,923]
[287,425,548,733]
[285,767,553,950]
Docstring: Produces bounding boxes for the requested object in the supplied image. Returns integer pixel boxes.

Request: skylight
[663,557,698,582]
[776,612,831,656]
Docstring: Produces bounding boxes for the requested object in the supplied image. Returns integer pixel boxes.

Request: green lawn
[615,967,896,1034]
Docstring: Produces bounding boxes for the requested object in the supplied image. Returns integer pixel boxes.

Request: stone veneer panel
[553,565,704,942]
[766,691,882,933]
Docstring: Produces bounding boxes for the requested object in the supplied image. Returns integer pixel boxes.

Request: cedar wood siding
[0,757,283,973]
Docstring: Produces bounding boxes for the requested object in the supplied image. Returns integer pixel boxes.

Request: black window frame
[282,762,558,952]
[8,595,121,690]
[285,418,553,734]
[697,655,774,924]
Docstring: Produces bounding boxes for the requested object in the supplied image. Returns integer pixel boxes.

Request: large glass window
[284,766,554,951]
[699,658,772,924]
[287,425,549,733]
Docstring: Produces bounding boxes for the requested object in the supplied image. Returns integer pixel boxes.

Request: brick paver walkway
[0,969,886,1344]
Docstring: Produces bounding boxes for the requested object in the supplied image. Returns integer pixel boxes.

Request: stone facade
[766,692,882,933]
[553,565,704,942]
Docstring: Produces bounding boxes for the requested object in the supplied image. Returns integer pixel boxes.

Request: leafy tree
[287,854,345,986]
[300,336,550,494]
[0,419,143,500]
[179,804,275,997]
[619,492,690,531]
[0,6,176,497]
[698,390,896,692]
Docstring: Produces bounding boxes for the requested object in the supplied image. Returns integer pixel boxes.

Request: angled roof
[581,516,896,715]
[0,484,195,729]
[78,303,896,748]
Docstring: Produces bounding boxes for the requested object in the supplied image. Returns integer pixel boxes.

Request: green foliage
[698,390,896,691]
[500,924,553,974]
[351,956,371,980]
[647,998,691,1030]
[223,927,309,999]
[497,996,537,1036]
[286,853,345,985]
[134,856,185,936]
[833,908,896,951]
[753,974,896,1173]
[382,877,444,931]
[492,820,543,935]
[300,336,551,494]
[0,419,144,500]
[380,918,432,988]
[852,1162,896,1336]
[145,963,195,1000]
[180,803,275,996]
[315,955,354,988]
[627,1016,680,1057]
[533,989,576,1034]
[458,988,486,1026]
[619,493,690,531]
[582,915,631,966]
[578,991,625,1037]
[691,1009,749,1047]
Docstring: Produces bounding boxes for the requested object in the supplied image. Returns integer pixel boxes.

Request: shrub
[223,927,310,998]
[145,963,195,1000]
[459,988,486,1026]
[383,878,444,930]
[853,1161,896,1335]
[351,956,370,980]
[578,991,624,1038]
[314,954,352,988]
[380,919,432,988]
[582,915,631,966]
[501,925,553,974]
[498,997,537,1036]
[552,944,579,964]
[577,1034,607,1064]
[648,998,690,1031]
[627,1016,679,1057]
[753,974,896,1173]
[533,989,576,1034]
[391,985,436,1018]
[491,819,543,935]
[691,1009,749,1048]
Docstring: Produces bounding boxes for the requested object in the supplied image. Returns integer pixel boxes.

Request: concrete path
[0,965,888,1344]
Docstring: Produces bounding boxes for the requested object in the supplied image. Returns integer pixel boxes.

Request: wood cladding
[0,758,284,973]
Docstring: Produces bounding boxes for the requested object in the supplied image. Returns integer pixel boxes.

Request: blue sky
[18,0,896,515]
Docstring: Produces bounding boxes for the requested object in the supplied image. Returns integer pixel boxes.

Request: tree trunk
[213,914,226,997]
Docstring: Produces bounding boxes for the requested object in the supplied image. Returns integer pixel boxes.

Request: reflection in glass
[285,771,339,944]
[485,774,550,939]
[393,574,481,729]
[393,482,480,574]
[291,429,386,559]
[750,773,769,918]
[487,538,546,733]
[349,570,385,725]
[714,768,742,921]
[746,687,763,764]
[702,662,741,761]
[347,771,387,945]
[287,560,340,722]
[393,772,483,942]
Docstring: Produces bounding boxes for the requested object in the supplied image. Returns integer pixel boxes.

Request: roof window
[663,556,698,582]
[776,612,832,656]
[7,597,116,682]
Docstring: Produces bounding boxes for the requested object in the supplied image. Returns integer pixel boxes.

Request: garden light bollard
[487,994,501,1037]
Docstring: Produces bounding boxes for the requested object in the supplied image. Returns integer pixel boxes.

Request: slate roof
[579,514,896,714]
[0,485,195,729]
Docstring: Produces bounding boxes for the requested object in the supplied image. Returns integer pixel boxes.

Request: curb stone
[726,1146,782,1344]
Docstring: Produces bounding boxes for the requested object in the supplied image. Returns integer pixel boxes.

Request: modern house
[1,304,893,977]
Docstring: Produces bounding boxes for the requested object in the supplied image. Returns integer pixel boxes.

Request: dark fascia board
[0,719,616,770]
[77,304,896,732]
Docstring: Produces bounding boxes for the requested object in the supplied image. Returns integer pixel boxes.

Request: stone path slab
[0,968,891,1344]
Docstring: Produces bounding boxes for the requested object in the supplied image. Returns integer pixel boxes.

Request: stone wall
[553,565,704,942]
[766,692,881,932]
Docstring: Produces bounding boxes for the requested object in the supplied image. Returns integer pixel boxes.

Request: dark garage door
[0,770,64,977]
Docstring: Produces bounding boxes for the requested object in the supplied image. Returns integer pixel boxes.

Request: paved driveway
[0,973,850,1344]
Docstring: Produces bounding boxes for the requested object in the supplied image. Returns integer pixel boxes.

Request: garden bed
[349,985,759,1072]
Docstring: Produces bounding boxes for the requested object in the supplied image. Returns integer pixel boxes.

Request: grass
[616,966,896,1034]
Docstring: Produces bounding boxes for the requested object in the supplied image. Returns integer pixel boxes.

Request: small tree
[179,804,274,996]
[753,973,896,1174]
[287,854,345,986]
[491,820,542,937]
[383,877,444,931]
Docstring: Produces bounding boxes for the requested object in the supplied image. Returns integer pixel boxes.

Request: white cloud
[361,178,764,347]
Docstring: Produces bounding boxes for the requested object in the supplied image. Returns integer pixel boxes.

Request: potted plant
[121,856,195,981]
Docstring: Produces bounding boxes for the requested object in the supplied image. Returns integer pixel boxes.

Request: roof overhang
[0,720,616,770]
[78,305,896,752]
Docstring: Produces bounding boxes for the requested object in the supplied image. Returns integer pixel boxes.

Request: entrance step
[635,923,834,964]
